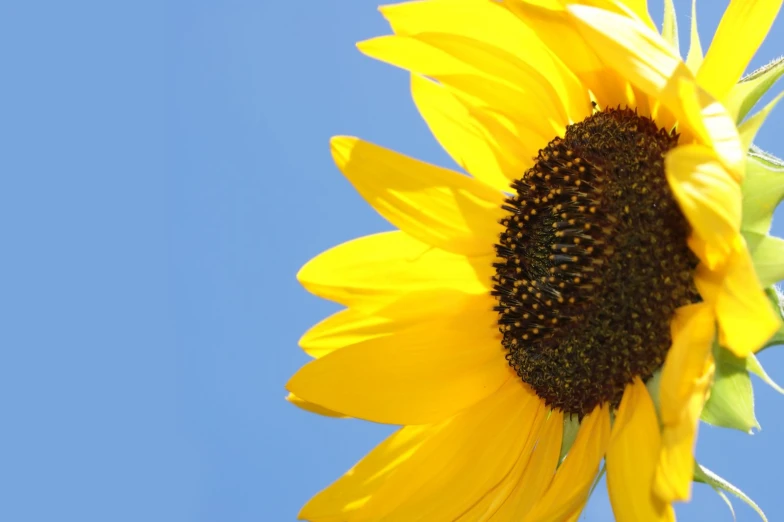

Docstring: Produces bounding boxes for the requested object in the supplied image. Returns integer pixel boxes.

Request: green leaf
[727,56,784,123]
[740,156,784,235]
[701,344,759,433]
[661,0,678,55]
[694,462,767,522]
[743,231,784,287]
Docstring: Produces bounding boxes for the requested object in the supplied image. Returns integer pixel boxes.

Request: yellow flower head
[287,1,784,520]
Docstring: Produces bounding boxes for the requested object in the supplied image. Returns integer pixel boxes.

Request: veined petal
[665,144,741,268]
[696,0,783,102]
[379,0,591,125]
[286,392,347,418]
[607,379,675,522]
[297,231,495,312]
[695,237,781,357]
[524,404,611,522]
[410,74,515,192]
[488,408,563,520]
[655,303,715,502]
[287,300,511,425]
[331,137,504,256]
[300,380,544,522]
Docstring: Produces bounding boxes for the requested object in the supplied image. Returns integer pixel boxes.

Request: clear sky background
[1,1,782,521]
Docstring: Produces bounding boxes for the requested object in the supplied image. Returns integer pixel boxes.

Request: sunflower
[287,0,784,520]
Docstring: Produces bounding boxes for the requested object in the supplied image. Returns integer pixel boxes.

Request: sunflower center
[492,107,700,417]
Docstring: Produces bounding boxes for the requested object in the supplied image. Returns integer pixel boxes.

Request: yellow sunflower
[287,0,784,520]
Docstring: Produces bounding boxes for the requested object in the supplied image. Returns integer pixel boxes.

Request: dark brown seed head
[492,107,700,417]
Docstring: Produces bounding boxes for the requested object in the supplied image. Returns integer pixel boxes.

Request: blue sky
[1,1,782,521]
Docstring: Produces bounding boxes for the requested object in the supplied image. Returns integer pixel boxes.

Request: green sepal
[684,0,702,73]
[701,343,759,433]
[661,0,678,54]
[701,332,784,431]
[740,155,784,235]
[760,287,784,351]
[744,231,784,287]
[738,91,784,154]
[645,369,663,424]
[727,56,784,123]
[747,350,784,393]
[558,414,580,466]
[749,144,784,169]
[694,462,768,522]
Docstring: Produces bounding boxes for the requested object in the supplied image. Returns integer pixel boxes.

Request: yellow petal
[567,5,744,178]
[287,300,510,425]
[503,1,626,107]
[524,404,611,522]
[567,4,684,101]
[695,237,782,357]
[564,504,589,522]
[300,289,486,358]
[606,378,675,522]
[331,136,504,256]
[286,392,347,418]
[445,84,551,160]
[679,84,744,181]
[606,0,656,30]
[299,308,398,359]
[410,74,516,192]
[379,0,591,125]
[450,403,550,521]
[299,423,431,521]
[297,231,494,312]
[655,303,715,502]
[358,33,570,139]
[300,380,544,522]
[565,4,693,130]
[488,408,563,520]
[665,144,741,268]
[696,0,783,101]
